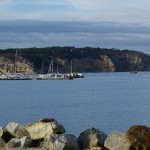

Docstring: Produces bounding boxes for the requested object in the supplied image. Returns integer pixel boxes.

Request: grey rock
[0,137,6,149]
[0,127,6,137]
[54,124,65,134]
[6,122,30,138]
[0,126,12,142]
[43,134,81,150]
[5,138,21,149]
[51,120,59,130]
[5,136,32,149]
[78,128,107,149]
[19,136,33,148]
[104,132,131,150]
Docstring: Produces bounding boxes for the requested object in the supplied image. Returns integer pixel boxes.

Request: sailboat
[37,60,72,80]
[67,60,84,78]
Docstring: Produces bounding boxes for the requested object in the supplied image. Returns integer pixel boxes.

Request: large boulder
[6,122,30,138]
[126,125,150,149]
[42,134,81,150]
[26,118,65,140]
[78,128,107,149]
[0,126,12,142]
[104,132,131,150]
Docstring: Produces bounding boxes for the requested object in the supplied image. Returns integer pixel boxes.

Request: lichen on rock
[126,125,150,149]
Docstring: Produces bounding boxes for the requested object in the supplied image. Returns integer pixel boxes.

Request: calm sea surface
[0,72,150,135]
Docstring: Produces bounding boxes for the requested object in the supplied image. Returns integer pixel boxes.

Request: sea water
[0,72,150,135]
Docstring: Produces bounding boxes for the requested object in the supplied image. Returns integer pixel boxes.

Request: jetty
[0,73,74,80]
[0,118,150,150]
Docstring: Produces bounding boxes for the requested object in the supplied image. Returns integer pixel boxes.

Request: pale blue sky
[0,0,150,53]
[0,0,150,23]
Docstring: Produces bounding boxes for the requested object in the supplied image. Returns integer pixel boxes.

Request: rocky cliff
[0,47,150,74]
[0,52,34,74]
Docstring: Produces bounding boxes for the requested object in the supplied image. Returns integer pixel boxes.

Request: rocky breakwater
[1,118,150,150]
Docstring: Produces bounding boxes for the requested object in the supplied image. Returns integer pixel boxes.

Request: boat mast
[40,60,45,74]
[57,63,59,74]
[70,49,73,74]
[71,61,73,74]
[51,60,53,74]
[47,60,54,74]
[14,49,17,74]
[47,62,51,74]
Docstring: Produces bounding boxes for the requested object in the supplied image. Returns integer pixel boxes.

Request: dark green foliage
[0,47,150,72]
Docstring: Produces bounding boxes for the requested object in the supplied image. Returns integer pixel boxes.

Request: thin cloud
[0,21,150,34]
[0,20,150,53]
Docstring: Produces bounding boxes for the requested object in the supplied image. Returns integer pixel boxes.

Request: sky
[0,0,150,54]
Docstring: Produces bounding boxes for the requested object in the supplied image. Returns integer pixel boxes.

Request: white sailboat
[67,60,84,78]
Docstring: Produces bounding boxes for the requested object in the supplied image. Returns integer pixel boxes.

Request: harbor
[0,49,84,80]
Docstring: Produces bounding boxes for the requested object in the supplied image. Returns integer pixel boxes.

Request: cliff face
[0,53,34,74]
[68,56,115,72]
[0,47,150,73]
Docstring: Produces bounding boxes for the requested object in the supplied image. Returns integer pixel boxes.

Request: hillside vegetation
[0,47,150,74]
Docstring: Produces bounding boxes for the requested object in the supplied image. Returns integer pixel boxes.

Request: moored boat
[36,73,73,80]
[67,73,84,78]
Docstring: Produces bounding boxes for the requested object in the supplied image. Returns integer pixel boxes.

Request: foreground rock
[78,128,107,150]
[5,136,32,149]
[2,119,150,150]
[25,118,65,140]
[105,125,150,150]
[0,137,5,149]
[104,132,131,150]
[6,122,30,138]
[42,134,81,150]
[0,127,12,142]
[126,125,150,149]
